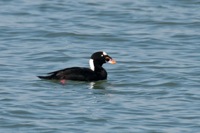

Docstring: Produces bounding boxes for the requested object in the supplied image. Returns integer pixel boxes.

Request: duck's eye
[101,54,104,57]
[105,57,110,61]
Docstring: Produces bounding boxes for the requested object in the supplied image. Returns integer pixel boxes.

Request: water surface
[0,0,200,132]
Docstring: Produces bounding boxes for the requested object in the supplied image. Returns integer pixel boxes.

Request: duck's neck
[89,59,107,79]
[89,59,104,71]
[89,59,95,71]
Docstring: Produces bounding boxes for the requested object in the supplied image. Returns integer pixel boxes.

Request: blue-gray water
[0,0,200,133]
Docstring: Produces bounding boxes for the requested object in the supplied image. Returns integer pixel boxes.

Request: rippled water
[0,0,200,132]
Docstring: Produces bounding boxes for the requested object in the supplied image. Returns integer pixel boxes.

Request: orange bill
[108,59,116,64]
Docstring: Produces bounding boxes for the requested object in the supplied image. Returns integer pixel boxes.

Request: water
[0,0,200,132]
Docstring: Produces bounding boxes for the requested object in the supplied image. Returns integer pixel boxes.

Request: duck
[38,51,116,83]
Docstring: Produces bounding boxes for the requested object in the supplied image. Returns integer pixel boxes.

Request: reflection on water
[39,79,109,90]
[89,80,109,90]
[89,82,96,89]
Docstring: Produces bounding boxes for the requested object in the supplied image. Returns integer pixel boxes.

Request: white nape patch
[103,51,107,55]
[89,59,95,71]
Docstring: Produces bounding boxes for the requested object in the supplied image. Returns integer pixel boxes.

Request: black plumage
[38,51,116,82]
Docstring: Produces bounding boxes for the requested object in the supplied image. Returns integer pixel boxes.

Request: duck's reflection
[89,80,108,89]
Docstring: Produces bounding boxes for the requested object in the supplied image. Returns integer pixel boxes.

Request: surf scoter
[38,51,116,82]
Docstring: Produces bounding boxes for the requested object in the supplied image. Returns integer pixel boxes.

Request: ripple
[0,0,200,132]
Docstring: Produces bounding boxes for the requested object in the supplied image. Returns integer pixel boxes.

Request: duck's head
[89,51,116,71]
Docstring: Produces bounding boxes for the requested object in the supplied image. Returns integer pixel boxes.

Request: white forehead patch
[103,51,107,55]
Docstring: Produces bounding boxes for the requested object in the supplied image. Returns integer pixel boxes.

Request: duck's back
[38,67,99,81]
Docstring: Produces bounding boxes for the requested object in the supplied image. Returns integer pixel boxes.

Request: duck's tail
[37,75,52,80]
